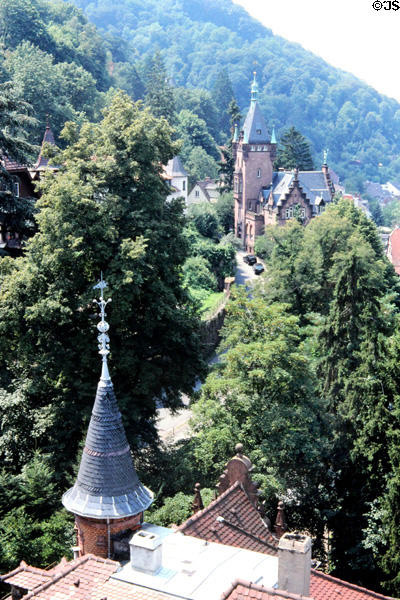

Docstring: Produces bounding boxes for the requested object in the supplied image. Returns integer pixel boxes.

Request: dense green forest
[67,0,400,188]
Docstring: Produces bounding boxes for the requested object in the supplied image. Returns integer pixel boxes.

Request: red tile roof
[310,569,395,600]
[178,481,278,555]
[1,554,178,600]
[387,228,400,275]
[2,156,28,172]
[221,579,312,600]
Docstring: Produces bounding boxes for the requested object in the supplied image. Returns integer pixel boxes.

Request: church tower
[233,73,276,252]
[62,277,153,559]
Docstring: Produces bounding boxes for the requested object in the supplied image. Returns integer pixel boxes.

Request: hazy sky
[233,0,400,102]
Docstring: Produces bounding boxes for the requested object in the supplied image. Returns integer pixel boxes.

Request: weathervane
[323,148,329,165]
[93,272,112,382]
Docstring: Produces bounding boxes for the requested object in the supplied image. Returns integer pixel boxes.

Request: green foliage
[145,488,214,527]
[212,68,235,142]
[187,202,221,240]
[183,256,217,291]
[254,226,277,260]
[144,51,175,124]
[176,109,219,162]
[0,92,205,485]
[382,199,400,228]
[215,192,234,234]
[185,146,219,184]
[275,126,314,171]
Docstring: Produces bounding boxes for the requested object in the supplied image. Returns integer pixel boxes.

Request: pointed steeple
[242,72,269,145]
[62,277,153,520]
[35,116,57,169]
[250,71,258,106]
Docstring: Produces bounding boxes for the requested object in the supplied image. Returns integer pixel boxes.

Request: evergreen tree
[275,126,314,171]
[144,51,176,124]
[218,99,242,193]
[211,68,235,142]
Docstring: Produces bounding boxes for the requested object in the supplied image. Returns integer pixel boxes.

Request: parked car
[253,263,265,275]
[243,254,257,265]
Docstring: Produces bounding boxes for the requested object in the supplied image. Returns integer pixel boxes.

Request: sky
[233,0,400,102]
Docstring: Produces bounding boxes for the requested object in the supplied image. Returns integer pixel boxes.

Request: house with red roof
[387,227,400,275]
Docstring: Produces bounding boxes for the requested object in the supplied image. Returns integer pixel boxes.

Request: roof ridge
[178,481,242,531]
[220,578,313,600]
[311,569,395,599]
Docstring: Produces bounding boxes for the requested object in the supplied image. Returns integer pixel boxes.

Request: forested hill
[72,0,400,188]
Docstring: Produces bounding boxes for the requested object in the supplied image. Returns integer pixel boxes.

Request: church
[233,75,335,253]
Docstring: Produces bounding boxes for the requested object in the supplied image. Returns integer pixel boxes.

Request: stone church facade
[233,76,335,253]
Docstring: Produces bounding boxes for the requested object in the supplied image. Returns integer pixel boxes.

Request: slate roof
[266,170,332,211]
[178,481,278,555]
[62,378,153,519]
[35,124,56,169]
[242,102,270,145]
[221,579,312,600]
[165,156,187,177]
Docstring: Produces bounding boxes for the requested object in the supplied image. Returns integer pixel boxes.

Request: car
[243,254,257,265]
[253,263,265,275]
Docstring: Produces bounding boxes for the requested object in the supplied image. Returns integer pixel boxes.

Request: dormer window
[251,145,255,151]
[257,168,261,178]
[256,129,261,135]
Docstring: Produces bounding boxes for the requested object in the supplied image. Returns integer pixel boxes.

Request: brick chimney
[278,533,312,596]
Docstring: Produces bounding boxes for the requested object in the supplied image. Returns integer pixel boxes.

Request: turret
[62,275,153,559]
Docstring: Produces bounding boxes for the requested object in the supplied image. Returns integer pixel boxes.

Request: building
[2,442,395,600]
[387,227,400,274]
[233,75,335,253]
[187,178,219,205]
[164,156,188,202]
[0,122,58,256]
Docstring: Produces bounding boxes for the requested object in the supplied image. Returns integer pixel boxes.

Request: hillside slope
[72,0,400,186]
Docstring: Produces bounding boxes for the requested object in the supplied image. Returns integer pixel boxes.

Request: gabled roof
[62,378,153,519]
[242,102,270,145]
[178,481,277,555]
[221,579,312,600]
[165,156,187,177]
[267,170,333,210]
[2,156,28,172]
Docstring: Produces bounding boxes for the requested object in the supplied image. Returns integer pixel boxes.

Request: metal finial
[323,148,329,165]
[93,272,112,382]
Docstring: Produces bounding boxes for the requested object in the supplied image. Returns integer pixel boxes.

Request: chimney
[129,530,162,575]
[278,533,311,596]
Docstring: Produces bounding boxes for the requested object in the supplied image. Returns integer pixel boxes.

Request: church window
[257,168,261,178]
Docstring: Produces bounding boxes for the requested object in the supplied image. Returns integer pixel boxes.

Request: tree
[191,288,331,546]
[215,192,234,234]
[211,68,235,142]
[176,109,219,162]
[0,92,205,482]
[185,146,219,185]
[144,51,176,124]
[275,126,314,171]
[218,99,242,193]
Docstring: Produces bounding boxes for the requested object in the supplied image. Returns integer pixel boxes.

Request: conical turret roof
[62,277,153,520]
[242,73,270,145]
[35,121,57,169]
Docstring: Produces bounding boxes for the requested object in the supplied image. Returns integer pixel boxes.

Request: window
[239,181,243,192]
[195,190,200,198]
[257,168,261,178]
[13,181,20,197]
[257,146,262,151]
[285,207,293,219]
[182,180,186,191]
[251,145,255,151]
[256,129,261,135]
[300,208,305,218]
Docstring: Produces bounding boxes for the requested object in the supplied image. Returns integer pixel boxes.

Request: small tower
[62,276,153,559]
[233,72,276,253]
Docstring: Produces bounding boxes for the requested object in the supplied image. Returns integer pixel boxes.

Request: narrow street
[156,251,259,443]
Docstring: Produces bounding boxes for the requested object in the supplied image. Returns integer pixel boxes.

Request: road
[156,251,259,443]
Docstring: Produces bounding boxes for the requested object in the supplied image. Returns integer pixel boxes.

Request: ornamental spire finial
[93,273,112,383]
